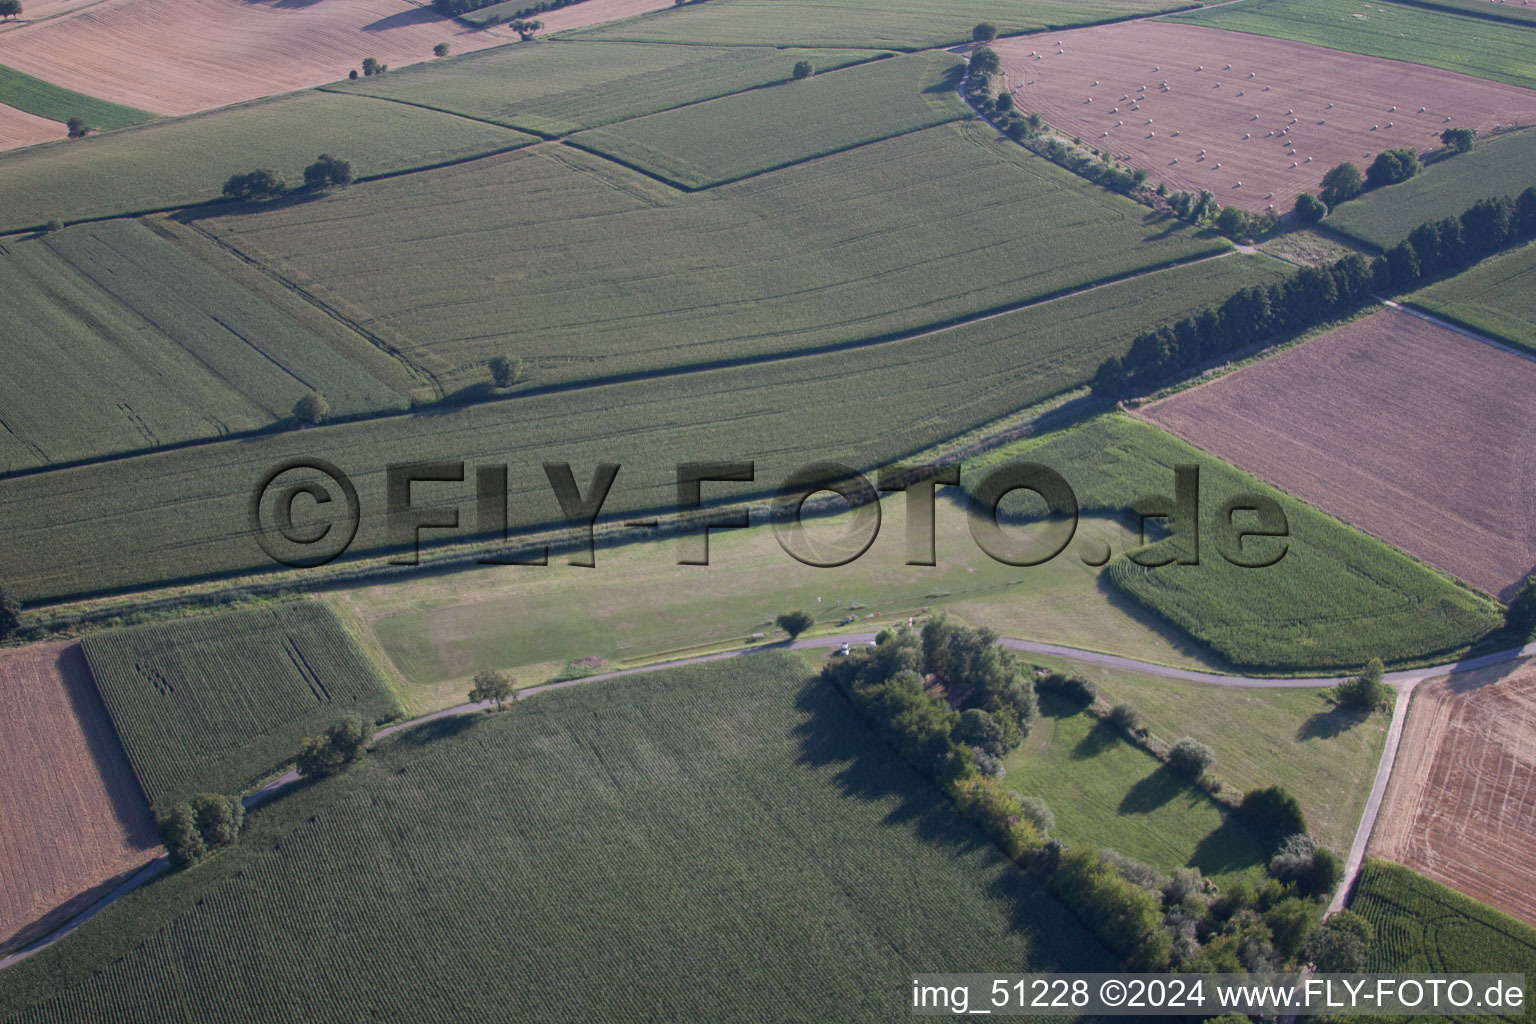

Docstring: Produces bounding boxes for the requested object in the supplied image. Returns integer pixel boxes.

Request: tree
[297,714,374,777]
[510,18,541,39]
[1441,126,1475,154]
[1336,657,1390,710]
[1518,187,1536,239]
[0,0,21,19]
[1168,737,1215,779]
[362,57,381,76]
[1294,191,1327,223]
[349,69,359,80]
[293,391,330,425]
[222,169,286,201]
[995,91,1013,112]
[1366,147,1420,189]
[302,153,353,191]
[488,354,523,387]
[776,610,814,639]
[1014,794,1053,834]
[470,668,514,710]
[1319,161,1364,207]
[972,22,997,42]
[66,116,87,138]
[1238,786,1308,848]
[434,41,451,57]
[191,793,245,847]
[791,60,813,81]
[1304,909,1373,971]
[1385,239,1421,287]
[160,802,207,868]
[1107,702,1142,734]
[1460,195,1514,257]
[1507,574,1536,638]
[969,46,1000,78]
[0,583,21,641]
[1265,897,1318,960]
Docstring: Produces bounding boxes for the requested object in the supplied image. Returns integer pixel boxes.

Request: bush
[66,117,88,139]
[434,42,451,57]
[1441,126,1475,154]
[1107,702,1142,734]
[1167,737,1214,779]
[303,154,353,191]
[349,69,359,80]
[1335,657,1389,709]
[1237,786,1307,849]
[222,169,287,202]
[972,22,996,42]
[43,218,63,234]
[1294,191,1326,223]
[955,708,1007,757]
[1014,794,1054,834]
[296,714,374,778]
[791,60,812,80]
[969,746,1005,777]
[1366,147,1419,189]
[1036,670,1095,707]
[1048,849,1171,969]
[1303,909,1373,971]
[293,391,330,425]
[488,354,524,388]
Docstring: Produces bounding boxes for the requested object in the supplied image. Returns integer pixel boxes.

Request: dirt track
[996,21,1536,213]
[1139,308,1536,601]
[0,641,158,952]
[1371,659,1536,926]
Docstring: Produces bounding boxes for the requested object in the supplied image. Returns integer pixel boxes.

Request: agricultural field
[1326,128,1536,247]
[0,655,1112,1021]
[0,251,1281,604]
[1003,692,1267,886]
[1370,659,1536,926]
[464,0,679,31]
[80,602,402,809]
[1138,308,1536,601]
[997,21,1536,213]
[1383,0,1536,24]
[1409,240,1536,353]
[0,65,151,136]
[0,92,533,234]
[1353,860,1536,1013]
[202,122,1227,394]
[571,0,1204,49]
[0,220,405,472]
[0,642,158,955]
[567,51,967,188]
[972,413,1502,670]
[1168,0,1536,90]
[0,102,64,150]
[324,41,886,137]
[1031,655,1388,851]
[0,0,506,117]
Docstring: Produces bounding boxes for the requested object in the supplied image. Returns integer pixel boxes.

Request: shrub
[1294,191,1327,223]
[293,391,330,425]
[488,354,524,387]
[791,60,812,81]
[1014,794,1054,834]
[1440,126,1475,154]
[1269,832,1318,882]
[955,708,1007,757]
[1237,786,1307,849]
[1167,737,1214,779]
[972,22,997,42]
[222,169,287,202]
[1303,909,1372,971]
[434,42,451,57]
[349,69,359,80]
[296,714,374,778]
[1049,849,1172,969]
[1107,702,1142,734]
[775,610,814,639]
[969,746,1005,777]
[159,802,206,868]
[303,154,353,191]
[1335,657,1389,709]
[66,117,88,139]
[44,218,63,234]
[1509,575,1536,638]
[1366,147,1419,189]
[1036,670,1095,707]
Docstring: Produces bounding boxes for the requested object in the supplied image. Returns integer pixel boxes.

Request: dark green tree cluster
[222,169,286,202]
[1268,832,1343,898]
[0,582,21,641]
[791,60,812,81]
[303,154,353,191]
[972,23,997,42]
[1236,785,1308,849]
[921,617,1037,732]
[0,0,22,19]
[1319,161,1365,207]
[160,793,244,869]
[1091,186,1536,400]
[1366,147,1420,188]
[1035,668,1096,707]
[1335,657,1391,710]
[821,628,962,776]
[1293,191,1328,223]
[1441,126,1476,154]
[66,116,88,139]
[296,714,374,778]
[432,0,577,21]
[1506,574,1536,639]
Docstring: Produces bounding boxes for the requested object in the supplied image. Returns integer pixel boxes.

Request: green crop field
[0,252,1280,606]
[1353,860,1536,1020]
[203,122,1227,394]
[0,92,532,234]
[1004,692,1267,886]
[1167,0,1536,89]
[325,42,886,136]
[1028,655,1387,850]
[969,415,1501,670]
[0,655,1111,1021]
[0,221,405,472]
[567,52,967,188]
[1326,130,1536,248]
[571,0,1202,49]
[1383,0,1536,24]
[1408,240,1536,351]
[0,64,152,131]
[80,602,401,809]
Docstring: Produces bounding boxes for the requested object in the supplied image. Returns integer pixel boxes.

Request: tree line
[1091,185,1536,400]
[222,154,354,203]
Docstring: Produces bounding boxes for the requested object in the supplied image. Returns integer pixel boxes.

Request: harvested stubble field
[970,414,1501,669]
[0,102,64,150]
[81,602,402,809]
[324,41,885,136]
[0,253,1281,605]
[202,123,1225,393]
[0,641,158,954]
[0,64,151,138]
[1370,660,1536,927]
[997,21,1536,213]
[1410,240,1536,353]
[571,0,1200,49]
[1326,129,1536,247]
[567,51,967,188]
[0,220,404,473]
[0,0,504,116]
[0,91,533,234]
[1168,0,1536,90]
[1139,308,1536,601]
[0,655,1112,1022]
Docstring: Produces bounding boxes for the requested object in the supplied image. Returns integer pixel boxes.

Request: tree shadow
[1190,815,1266,879]
[395,713,481,747]
[56,644,159,842]
[1117,763,1184,814]
[1296,703,1369,741]
[925,63,967,94]
[175,189,327,224]
[364,6,444,29]
[1071,718,1120,760]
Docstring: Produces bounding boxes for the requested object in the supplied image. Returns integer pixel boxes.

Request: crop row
[1409,238,1536,353]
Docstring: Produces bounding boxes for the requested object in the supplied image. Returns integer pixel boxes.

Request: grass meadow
[1168,0,1536,89]
[81,602,401,808]
[1408,239,1536,352]
[0,655,1111,1022]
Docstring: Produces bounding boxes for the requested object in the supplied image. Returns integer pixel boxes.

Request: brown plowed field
[0,641,158,952]
[1371,659,1536,925]
[0,0,508,116]
[996,21,1536,212]
[0,102,67,151]
[1138,309,1536,600]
